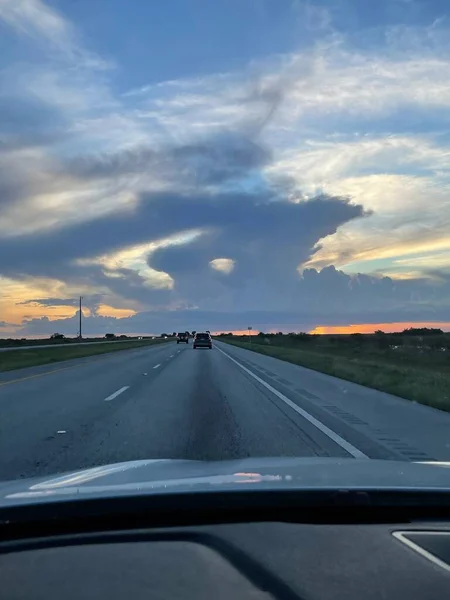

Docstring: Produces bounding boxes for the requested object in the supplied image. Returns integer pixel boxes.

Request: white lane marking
[104,386,129,402]
[393,532,450,573]
[170,354,174,358]
[215,345,368,459]
[153,363,161,369]
[57,430,66,434]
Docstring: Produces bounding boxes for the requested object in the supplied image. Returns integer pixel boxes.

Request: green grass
[218,339,450,412]
[0,339,170,372]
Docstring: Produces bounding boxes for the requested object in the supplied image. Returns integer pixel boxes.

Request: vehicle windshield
[1,0,450,488]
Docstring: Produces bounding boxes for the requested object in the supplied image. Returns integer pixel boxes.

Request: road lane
[1,339,450,482]
[0,341,177,480]
[215,341,450,462]
[0,341,351,480]
[215,344,368,459]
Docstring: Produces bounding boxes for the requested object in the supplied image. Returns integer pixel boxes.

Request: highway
[1,340,450,481]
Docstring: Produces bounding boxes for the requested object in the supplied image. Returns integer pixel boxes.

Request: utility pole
[248,326,252,344]
[79,296,83,339]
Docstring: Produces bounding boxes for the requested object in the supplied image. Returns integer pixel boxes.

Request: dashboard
[1,520,449,599]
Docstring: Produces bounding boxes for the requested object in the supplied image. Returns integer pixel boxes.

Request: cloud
[16,297,80,307]
[67,134,271,189]
[13,265,450,336]
[111,28,450,281]
[267,135,450,273]
[3,0,450,333]
[0,0,72,48]
[0,183,366,311]
[0,0,111,68]
[210,258,235,274]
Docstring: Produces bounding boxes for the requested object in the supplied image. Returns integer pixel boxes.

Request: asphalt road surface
[1,340,450,481]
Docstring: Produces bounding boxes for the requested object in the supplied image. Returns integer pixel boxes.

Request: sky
[2,0,450,337]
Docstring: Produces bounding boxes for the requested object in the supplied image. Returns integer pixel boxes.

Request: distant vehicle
[193,332,212,349]
[177,332,189,344]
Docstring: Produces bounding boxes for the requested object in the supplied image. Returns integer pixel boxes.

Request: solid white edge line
[392,532,450,573]
[104,386,129,402]
[215,344,368,459]
[153,363,161,369]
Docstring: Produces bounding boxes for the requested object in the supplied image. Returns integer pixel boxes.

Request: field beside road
[217,332,450,412]
[0,339,170,372]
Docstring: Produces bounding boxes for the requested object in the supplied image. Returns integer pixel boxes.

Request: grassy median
[218,337,450,412]
[0,339,170,372]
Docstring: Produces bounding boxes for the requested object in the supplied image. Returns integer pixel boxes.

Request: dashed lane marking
[104,386,129,402]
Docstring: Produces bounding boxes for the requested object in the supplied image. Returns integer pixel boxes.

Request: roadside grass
[217,339,450,412]
[0,339,170,372]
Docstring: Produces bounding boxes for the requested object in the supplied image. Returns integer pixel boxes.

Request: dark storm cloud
[15,280,450,337]
[148,194,366,309]
[0,190,364,286]
[15,294,108,311]
[16,297,80,306]
[15,262,450,337]
[0,58,396,329]
[68,134,271,186]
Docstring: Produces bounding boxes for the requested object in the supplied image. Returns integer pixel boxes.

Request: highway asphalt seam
[104,386,130,402]
[215,344,369,460]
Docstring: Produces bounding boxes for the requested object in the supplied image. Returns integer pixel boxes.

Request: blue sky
[1,0,450,335]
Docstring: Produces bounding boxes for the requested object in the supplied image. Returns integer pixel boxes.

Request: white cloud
[269,136,450,272]
[209,258,235,274]
[266,136,450,201]
[0,0,112,69]
[75,230,204,292]
[125,38,450,147]
[0,0,70,45]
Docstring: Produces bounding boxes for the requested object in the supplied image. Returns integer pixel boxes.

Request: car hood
[1,457,450,507]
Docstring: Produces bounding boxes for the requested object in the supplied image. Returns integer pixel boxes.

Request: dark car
[193,332,212,349]
[176,332,189,344]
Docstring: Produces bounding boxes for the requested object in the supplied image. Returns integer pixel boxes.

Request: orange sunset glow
[309,322,450,334]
